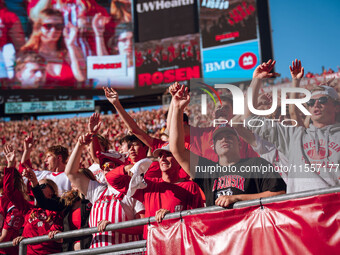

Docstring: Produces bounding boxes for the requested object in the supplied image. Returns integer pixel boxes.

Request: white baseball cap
[311,85,339,101]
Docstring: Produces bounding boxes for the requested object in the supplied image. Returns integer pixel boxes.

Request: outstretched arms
[104,87,155,148]
[244,59,278,119]
[289,59,305,127]
[88,113,103,164]
[63,24,86,82]
[169,85,199,178]
[92,13,110,56]
[21,132,34,165]
[65,134,92,196]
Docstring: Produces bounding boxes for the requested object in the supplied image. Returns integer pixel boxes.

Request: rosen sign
[87,55,127,79]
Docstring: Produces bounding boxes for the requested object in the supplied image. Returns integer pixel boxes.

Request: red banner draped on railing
[147,193,340,254]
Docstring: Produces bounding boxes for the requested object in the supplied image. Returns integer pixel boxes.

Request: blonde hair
[20,8,66,53]
[61,190,80,207]
[110,0,131,23]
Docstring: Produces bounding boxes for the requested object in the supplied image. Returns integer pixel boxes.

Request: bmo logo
[239,52,257,70]
[205,59,236,73]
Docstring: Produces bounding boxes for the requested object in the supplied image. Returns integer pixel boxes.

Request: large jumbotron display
[0,0,272,115]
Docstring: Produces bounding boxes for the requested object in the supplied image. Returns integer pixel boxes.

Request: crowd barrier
[0,186,339,254]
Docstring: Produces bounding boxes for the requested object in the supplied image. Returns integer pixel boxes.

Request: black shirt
[194,157,286,206]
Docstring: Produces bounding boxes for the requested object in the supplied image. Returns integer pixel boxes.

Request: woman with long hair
[28,0,115,59]
[20,8,85,88]
[3,144,64,254]
[23,165,94,251]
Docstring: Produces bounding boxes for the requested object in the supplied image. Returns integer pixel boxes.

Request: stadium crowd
[0,59,339,254]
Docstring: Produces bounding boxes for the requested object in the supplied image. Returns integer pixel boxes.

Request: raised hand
[172,85,190,111]
[103,87,120,106]
[63,23,78,48]
[257,93,272,107]
[4,144,15,167]
[22,163,38,186]
[88,113,102,135]
[24,132,35,151]
[92,13,110,37]
[78,133,92,146]
[169,82,181,96]
[253,59,279,79]
[289,59,304,80]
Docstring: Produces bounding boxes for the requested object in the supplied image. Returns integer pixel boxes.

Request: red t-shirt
[144,161,162,178]
[105,166,205,238]
[44,60,77,88]
[0,195,25,255]
[190,126,259,162]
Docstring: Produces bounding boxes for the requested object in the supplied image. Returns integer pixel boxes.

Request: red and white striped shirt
[86,180,144,248]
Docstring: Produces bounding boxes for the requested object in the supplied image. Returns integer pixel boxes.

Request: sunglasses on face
[306,96,329,107]
[41,23,64,31]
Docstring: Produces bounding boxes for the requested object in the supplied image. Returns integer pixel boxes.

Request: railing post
[18,242,26,255]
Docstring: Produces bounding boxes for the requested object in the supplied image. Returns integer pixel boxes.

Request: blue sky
[269,0,340,78]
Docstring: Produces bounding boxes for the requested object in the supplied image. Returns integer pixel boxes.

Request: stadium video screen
[0,0,263,94]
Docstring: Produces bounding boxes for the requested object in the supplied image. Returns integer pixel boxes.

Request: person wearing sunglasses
[244,59,340,194]
[306,96,329,107]
[19,8,85,88]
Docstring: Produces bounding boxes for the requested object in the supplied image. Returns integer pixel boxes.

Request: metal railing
[0,186,339,255]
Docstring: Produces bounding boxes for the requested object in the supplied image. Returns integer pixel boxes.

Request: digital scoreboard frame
[0,0,273,116]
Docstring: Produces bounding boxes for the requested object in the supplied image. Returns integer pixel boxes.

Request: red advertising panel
[200,0,258,48]
[135,34,202,88]
[147,193,340,254]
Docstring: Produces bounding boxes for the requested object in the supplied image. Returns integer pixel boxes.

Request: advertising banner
[202,40,260,80]
[87,55,127,79]
[200,0,258,49]
[135,34,202,88]
[147,192,340,255]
